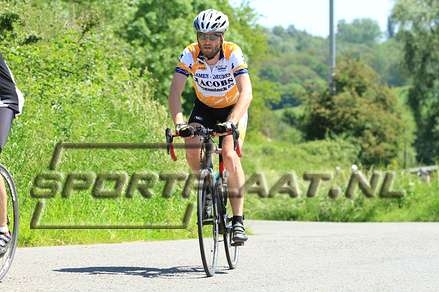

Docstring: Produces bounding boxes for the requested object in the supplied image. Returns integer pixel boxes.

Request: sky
[231,0,396,37]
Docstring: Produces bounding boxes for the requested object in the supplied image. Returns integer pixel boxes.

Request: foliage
[258,25,328,110]
[245,167,439,222]
[0,0,192,246]
[337,18,382,44]
[244,135,439,223]
[304,58,414,166]
[392,0,439,163]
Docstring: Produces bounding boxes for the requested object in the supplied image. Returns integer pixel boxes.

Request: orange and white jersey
[175,41,248,108]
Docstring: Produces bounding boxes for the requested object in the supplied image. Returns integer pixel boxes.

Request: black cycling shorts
[0,107,15,152]
[188,98,248,141]
[188,98,234,129]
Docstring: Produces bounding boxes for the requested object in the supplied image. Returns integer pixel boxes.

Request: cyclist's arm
[228,73,252,125]
[168,72,188,125]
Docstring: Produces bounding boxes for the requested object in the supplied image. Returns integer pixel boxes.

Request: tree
[304,58,413,166]
[122,0,200,100]
[272,25,286,37]
[337,18,382,44]
[392,0,439,163]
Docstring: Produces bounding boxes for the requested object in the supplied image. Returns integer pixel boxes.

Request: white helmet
[193,9,229,33]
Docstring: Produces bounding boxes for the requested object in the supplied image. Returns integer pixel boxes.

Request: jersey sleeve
[230,45,248,77]
[175,47,194,77]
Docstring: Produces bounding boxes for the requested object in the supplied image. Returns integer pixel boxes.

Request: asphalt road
[2,221,439,291]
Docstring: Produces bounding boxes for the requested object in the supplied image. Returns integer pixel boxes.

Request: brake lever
[232,126,242,157]
[165,128,177,161]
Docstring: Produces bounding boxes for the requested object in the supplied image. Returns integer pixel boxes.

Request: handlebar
[165,125,242,161]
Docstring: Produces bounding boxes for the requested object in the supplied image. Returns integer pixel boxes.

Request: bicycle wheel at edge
[0,164,19,281]
[197,169,219,277]
[217,176,239,269]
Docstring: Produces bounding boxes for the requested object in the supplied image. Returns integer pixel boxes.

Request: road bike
[0,163,19,281]
[166,125,242,277]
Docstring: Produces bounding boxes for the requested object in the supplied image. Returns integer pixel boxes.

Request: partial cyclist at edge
[0,53,24,256]
[168,9,253,245]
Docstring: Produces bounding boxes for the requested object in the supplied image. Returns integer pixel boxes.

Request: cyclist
[0,53,24,255]
[168,9,252,244]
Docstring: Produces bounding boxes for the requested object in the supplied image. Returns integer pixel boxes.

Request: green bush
[304,58,415,166]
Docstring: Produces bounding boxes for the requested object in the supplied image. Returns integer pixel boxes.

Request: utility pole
[329,0,336,96]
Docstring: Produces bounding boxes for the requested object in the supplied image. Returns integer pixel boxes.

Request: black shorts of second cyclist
[188,98,234,129]
[0,107,15,153]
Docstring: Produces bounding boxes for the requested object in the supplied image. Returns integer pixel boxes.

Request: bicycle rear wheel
[217,176,239,269]
[197,169,219,277]
[0,165,19,281]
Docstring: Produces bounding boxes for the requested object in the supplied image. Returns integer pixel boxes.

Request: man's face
[197,32,223,59]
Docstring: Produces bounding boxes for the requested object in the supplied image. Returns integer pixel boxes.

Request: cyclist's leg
[186,100,206,172]
[221,112,247,215]
[186,99,219,172]
[0,107,15,236]
[0,174,10,255]
[0,177,6,228]
[223,138,245,211]
[0,107,15,152]
[221,112,248,242]
[184,122,203,172]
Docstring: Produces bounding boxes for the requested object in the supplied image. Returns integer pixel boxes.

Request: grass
[241,135,439,222]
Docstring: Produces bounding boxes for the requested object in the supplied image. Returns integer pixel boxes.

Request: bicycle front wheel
[0,165,19,281]
[216,177,239,269]
[197,169,219,277]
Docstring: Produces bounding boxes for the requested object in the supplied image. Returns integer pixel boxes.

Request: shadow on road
[54,266,227,278]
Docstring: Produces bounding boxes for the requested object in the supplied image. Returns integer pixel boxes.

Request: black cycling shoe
[0,232,11,257]
[232,222,248,245]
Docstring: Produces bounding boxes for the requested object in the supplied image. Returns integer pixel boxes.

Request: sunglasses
[197,32,222,41]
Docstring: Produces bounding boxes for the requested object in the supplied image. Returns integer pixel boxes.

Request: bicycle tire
[216,176,239,269]
[197,169,219,277]
[0,164,19,281]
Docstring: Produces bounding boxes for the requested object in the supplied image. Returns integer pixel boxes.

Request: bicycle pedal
[231,241,244,246]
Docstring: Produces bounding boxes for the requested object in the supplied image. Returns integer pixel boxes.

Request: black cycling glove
[176,123,194,137]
